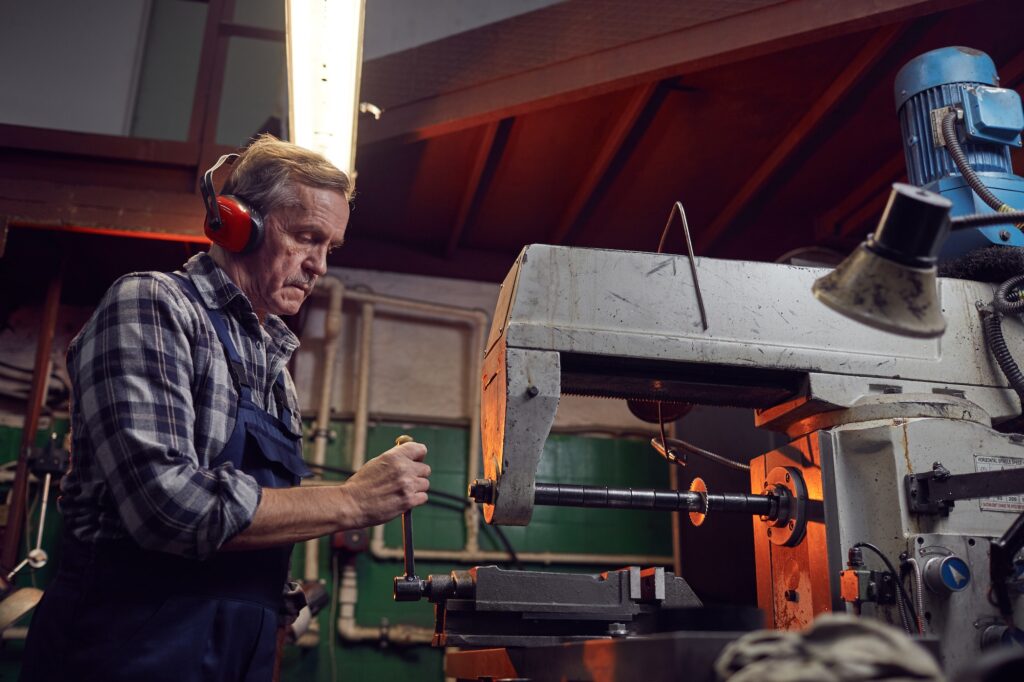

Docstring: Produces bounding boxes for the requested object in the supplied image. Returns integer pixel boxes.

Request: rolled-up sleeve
[72,274,261,559]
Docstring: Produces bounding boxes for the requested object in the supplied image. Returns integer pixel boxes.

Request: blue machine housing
[895,46,1024,257]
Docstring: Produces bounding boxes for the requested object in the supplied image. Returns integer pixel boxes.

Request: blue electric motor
[895,46,1024,258]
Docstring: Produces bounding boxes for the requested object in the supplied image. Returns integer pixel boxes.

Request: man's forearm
[221,440,431,551]
[222,484,360,550]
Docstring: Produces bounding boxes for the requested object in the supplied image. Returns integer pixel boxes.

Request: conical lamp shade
[812,244,946,338]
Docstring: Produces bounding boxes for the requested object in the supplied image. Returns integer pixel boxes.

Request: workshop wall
[0,417,672,681]
[293,265,660,433]
[283,421,672,682]
[0,264,680,681]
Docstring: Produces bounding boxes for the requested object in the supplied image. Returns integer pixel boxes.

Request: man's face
[243,184,349,317]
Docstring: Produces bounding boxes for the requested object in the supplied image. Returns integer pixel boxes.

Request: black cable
[854,542,920,633]
[487,525,521,569]
[0,360,34,375]
[952,211,1024,228]
[993,273,1024,314]
[652,436,751,472]
[978,274,1024,421]
[304,463,522,566]
[981,309,1024,415]
[942,111,1009,212]
[304,463,471,506]
[657,402,670,462]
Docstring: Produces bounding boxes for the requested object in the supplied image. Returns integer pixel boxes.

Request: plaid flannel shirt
[59,253,302,560]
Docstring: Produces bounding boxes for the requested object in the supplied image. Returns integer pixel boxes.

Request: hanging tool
[392,434,427,601]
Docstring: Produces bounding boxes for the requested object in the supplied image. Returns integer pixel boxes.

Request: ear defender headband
[200,153,265,254]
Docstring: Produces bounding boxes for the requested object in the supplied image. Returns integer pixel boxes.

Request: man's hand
[340,441,430,528]
[223,441,431,550]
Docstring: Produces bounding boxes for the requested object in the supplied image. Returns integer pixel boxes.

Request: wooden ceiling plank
[998,47,1024,85]
[836,188,893,242]
[548,83,658,246]
[445,120,504,257]
[360,0,980,146]
[0,124,197,165]
[697,24,905,253]
[816,153,906,240]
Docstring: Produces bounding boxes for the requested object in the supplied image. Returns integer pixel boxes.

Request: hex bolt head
[467,479,495,503]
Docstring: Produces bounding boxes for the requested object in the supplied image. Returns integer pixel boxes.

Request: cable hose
[651,436,751,471]
[908,558,925,635]
[993,273,1024,314]
[853,542,920,634]
[981,309,1024,410]
[942,111,1011,212]
[952,211,1024,228]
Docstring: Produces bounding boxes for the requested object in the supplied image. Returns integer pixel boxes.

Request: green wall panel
[0,419,671,681]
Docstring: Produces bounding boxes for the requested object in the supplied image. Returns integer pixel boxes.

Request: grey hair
[222,134,352,215]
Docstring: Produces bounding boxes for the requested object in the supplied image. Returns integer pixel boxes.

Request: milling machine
[393,47,1024,679]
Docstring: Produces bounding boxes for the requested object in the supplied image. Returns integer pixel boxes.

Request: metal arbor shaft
[532,483,778,518]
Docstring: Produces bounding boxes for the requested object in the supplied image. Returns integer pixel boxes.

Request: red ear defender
[200,154,265,254]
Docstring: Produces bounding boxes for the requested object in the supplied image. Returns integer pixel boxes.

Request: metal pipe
[298,277,346,648]
[351,302,374,469]
[368,544,674,567]
[464,320,483,553]
[3,265,63,572]
[304,277,345,586]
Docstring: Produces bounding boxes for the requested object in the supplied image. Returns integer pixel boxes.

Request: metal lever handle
[393,434,426,601]
[6,434,62,582]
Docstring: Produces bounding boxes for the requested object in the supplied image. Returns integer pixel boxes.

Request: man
[21,135,431,680]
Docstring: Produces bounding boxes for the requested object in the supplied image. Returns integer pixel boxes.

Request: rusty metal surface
[750,436,830,632]
[445,631,744,682]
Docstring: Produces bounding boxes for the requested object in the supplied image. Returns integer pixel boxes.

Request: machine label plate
[974,455,1024,512]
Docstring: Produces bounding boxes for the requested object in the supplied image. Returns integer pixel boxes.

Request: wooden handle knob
[395,434,414,446]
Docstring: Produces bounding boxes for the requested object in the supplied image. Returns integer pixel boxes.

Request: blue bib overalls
[21,274,311,681]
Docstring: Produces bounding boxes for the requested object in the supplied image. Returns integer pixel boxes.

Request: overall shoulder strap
[168,272,251,396]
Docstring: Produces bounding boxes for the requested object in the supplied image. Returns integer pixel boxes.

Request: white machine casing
[481,244,1024,671]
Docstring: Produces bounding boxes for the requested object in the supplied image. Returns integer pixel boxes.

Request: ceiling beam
[359,0,980,146]
[446,119,504,257]
[334,236,517,283]
[0,176,206,240]
[548,83,658,245]
[818,153,906,241]
[696,23,904,253]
